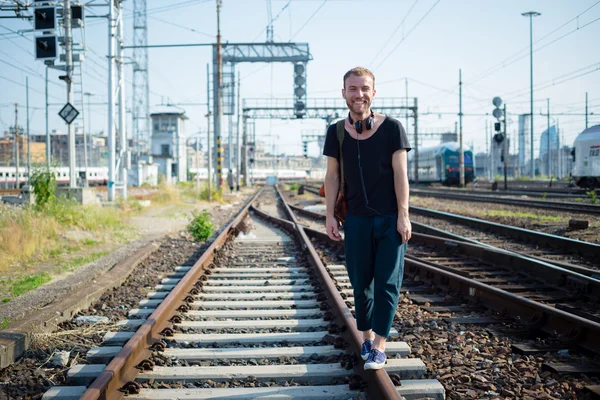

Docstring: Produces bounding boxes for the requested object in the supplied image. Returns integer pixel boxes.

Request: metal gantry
[212,41,312,189]
[241,97,420,182]
[132,0,150,158]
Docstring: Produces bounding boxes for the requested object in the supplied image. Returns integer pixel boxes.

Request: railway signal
[492,96,508,190]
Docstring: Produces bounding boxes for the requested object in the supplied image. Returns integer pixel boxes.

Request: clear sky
[1,0,599,160]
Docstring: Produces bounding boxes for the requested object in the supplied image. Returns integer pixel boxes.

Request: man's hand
[326,215,342,241]
[397,216,412,244]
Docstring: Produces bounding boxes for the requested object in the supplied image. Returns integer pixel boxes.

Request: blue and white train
[408,142,475,185]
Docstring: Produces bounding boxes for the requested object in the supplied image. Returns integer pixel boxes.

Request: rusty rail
[81,188,263,400]
[301,225,600,356]
[273,186,402,400]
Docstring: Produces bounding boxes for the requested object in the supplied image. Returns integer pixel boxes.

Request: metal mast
[132,0,150,157]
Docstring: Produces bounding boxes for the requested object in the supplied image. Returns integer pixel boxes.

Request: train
[0,166,308,188]
[408,142,475,185]
[0,166,108,188]
[572,124,600,189]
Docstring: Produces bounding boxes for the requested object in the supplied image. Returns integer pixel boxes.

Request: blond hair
[343,67,375,89]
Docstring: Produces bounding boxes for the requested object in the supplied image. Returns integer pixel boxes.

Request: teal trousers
[344,212,406,338]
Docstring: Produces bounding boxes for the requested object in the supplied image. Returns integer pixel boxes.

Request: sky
[1,0,599,161]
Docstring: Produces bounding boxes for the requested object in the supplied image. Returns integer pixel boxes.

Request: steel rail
[273,186,401,400]
[410,188,600,215]
[410,206,600,263]
[81,188,263,400]
[290,201,598,278]
[300,226,600,356]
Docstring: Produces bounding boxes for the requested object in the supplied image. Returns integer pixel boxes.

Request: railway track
[300,184,600,274]
[285,197,600,326]
[409,188,600,216]
[282,187,600,397]
[42,186,444,400]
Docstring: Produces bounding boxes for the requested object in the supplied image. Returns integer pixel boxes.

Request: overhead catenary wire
[374,0,440,69]
[369,0,421,65]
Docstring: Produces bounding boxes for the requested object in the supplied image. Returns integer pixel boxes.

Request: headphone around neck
[348,110,374,134]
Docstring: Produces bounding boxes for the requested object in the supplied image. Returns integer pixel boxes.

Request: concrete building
[150,112,188,184]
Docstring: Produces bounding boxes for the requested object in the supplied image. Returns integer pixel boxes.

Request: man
[322,67,411,370]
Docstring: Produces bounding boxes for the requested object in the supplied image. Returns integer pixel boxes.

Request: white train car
[0,166,108,188]
[572,125,600,188]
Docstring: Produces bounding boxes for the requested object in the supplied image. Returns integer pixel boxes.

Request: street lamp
[83,91,95,185]
[522,11,541,179]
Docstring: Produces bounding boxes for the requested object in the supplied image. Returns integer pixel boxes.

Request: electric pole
[547,98,551,177]
[459,69,464,187]
[14,104,20,189]
[215,0,224,192]
[206,63,212,202]
[236,72,241,191]
[26,77,31,185]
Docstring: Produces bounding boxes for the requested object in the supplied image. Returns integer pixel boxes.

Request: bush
[187,209,213,242]
[30,168,57,208]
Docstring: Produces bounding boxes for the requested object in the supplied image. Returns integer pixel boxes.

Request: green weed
[188,210,213,242]
[586,190,598,204]
[1,317,8,329]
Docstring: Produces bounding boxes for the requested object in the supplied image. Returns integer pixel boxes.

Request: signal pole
[236,72,241,191]
[64,0,76,188]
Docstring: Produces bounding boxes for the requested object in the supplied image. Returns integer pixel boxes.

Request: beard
[346,97,371,117]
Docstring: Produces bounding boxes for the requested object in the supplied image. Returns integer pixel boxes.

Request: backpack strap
[336,120,345,195]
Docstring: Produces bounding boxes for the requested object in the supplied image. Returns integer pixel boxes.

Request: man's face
[342,74,376,115]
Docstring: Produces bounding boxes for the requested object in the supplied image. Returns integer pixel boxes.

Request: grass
[4,273,52,299]
[482,209,562,222]
[61,251,111,273]
[1,317,8,329]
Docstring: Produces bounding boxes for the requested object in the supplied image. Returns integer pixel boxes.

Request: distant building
[539,125,560,177]
[150,112,188,184]
[518,114,532,176]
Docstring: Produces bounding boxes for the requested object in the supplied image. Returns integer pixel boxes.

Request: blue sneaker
[364,348,386,370]
[360,339,373,361]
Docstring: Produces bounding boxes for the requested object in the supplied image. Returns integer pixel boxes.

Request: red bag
[320,120,347,224]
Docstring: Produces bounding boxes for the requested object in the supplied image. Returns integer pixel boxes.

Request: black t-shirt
[322,116,411,217]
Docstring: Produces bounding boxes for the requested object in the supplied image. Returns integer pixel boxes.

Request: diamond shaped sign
[58,102,79,124]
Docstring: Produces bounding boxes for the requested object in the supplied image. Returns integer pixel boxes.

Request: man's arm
[325,156,342,241]
[392,149,411,243]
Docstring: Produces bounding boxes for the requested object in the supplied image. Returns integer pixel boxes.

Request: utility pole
[485,121,489,180]
[206,63,212,202]
[236,72,241,191]
[108,0,116,201]
[46,66,50,168]
[215,0,224,192]
[117,7,127,198]
[459,69,464,187]
[26,77,31,185]
[585,92,588,129]
[14,104,20,190]
[64,0,76,188]
[405,78,409,139]
[522,11,541,179]
[547,98,551,177]
[414,97,419,183]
